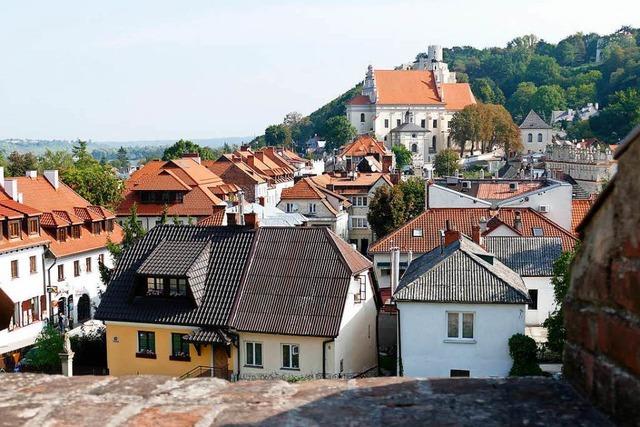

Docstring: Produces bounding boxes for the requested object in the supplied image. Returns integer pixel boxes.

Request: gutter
[322,338,334,379]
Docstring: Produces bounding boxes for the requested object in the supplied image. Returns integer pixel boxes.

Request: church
[346,45,476,172]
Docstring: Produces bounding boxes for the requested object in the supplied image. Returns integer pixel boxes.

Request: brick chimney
[226,212,237,226]
[244,212,260,229]
[513,211,523,233]
[472,223,482,245]
[443,220,461,247]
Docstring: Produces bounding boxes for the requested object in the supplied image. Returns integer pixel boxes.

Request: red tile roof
[347,95,373,105]
[571,198,594,234]
[375,70,442,105]
[280,178,351,216]
[441,82,476,111]
[197,206,227,226]
[339,135,388,158]
[476,182,546,200]
[369,207,578,254]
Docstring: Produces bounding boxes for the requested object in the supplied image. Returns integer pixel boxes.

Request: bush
[23,324,63,373]
[508,333,543,376]
[70,328,107,368]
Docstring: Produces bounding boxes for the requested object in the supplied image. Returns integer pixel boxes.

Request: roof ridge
[369,210,430,252]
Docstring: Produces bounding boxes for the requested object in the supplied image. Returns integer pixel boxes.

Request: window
[432,135,437,148]
[245,342,263,367]
[86,257,92,273]
[537,133,543,142]
[411,133,417,138]
[396,119,401,127]
[170,333,190,360]
[412,228,423,237]
[351,217,369,229]
[359,113,365,123]
[74,260,81,277]
[421,119,426,128]
[411,144,418,153]
[57,265,65,281]
[450,369,470,377]
[384,119,389,128]
[350,196,368,207]
[57,227,67,242]
[30,256,37,274]
[8,221,20,239]
[527,133,533,143]
[28,218,39,235]
[432,119,438,128]
[11,260,18,278]
[106,219,114,232]
[92,222,102,235]
[176,192,184,203]
[354,275,366,303]
[282,344,300,369]
[308,203,317,214]
[137,331,156,357]
[532,227,544,237]
[169,278,187,297]
[528,289,538,310]
[146,277,164,296]
[98,254,105,265]
[447,312,474,340]
[285,203,295,213]
[71,225,81,239]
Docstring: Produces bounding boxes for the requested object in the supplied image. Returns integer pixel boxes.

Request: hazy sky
[1,0,638,142]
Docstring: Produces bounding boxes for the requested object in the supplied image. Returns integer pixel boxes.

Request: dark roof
[391,122,428,133]
[137,240,209,277]
[519,110,551,129]
[183,328,231,344]
[484,237,562,276]
[230,227,373,337]
[394,238,530,304]
[96,225,256,327]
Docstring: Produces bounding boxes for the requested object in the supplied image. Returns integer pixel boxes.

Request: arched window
[77,294,91,323]
[527,133,533,143]
[447,135,451,148]
[411,144,418,153]
[432,135,437,148]
[360,113,365,123]
[537,133,543,142]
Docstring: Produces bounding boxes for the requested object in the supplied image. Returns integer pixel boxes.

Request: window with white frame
[351,217,369,229]
[245,342,263,367]
[354,275,367,303]
[281,343,299,369]
[447,312,474,340]
[350,196,368,207]
[286,203,295,213]
[412,228,423,237]
[308,203,317,214]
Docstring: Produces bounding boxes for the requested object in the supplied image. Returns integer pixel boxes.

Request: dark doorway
[360,239,369,255]
[77,294,91,323]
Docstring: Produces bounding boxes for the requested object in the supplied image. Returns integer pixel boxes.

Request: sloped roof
[137,240,210,277]
[395,238,529,304]
[230,227,372,337]
[484,237,562,277]
[391,122,427,133]
[571,198,594,234]
[280,178,325,200]
[374,70,442,105]
[339,135,388,158]
[369,207,578,254]
[347,95,373,105]
[519,110,552,130]
[441,83,477,111]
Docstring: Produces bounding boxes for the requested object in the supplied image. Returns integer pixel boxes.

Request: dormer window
[106,219,114,232]
[146,277,164,296]
[71,225,81,239]
[27,218,39,235]
[92,221,103,235]
[8,221,20,239]
[169,278,187,297]
[176,192,184,203]
[57,227,67,242]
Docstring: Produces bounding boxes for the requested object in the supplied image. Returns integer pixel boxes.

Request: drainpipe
[46,251,57,321]
[322,338,334,379]
[396,305,402,376]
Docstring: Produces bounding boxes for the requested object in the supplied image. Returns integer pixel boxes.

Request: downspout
[322,338,334,379]
[396,304,402,376]
[46,250,57,321]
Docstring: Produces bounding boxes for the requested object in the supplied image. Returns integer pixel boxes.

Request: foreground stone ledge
[0,374,612,426]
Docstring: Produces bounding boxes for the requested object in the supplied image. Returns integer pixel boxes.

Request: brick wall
[219,165,258,202]
[565,127,640,426]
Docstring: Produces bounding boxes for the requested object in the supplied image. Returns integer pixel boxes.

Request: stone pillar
[59,351,75,377]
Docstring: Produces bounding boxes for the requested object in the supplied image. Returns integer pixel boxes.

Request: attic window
[169,278,187,297]
[71,225,81,239]
[532,227,544,237]
[8,221,20,239]
[412,228,423,237]
[28,218,39,235]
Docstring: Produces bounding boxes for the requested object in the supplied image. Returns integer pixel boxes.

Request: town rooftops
[484,237,563,277]
[519,110,552,130]
[368,207,578,254]
[432,178,551,202]
[571,198,594,234]
[395,237,530,304]
[311,172,392,195]
[97,225,372,338]
[280,178,351,215]
[339,135,389,158]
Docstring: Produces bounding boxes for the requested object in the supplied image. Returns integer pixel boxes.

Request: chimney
[407,249,413,266]
[0,167,4,189]
[226,212,237,226]
[5,179,18,201]
[238,190,245,226]
[390,247,401,294]
[246,155,255,167]
[480,169,485,179]
[443,220,461,246]
[244,212,260,229]
[25,170,37,179]
[513,211,523,233]
[44,170,59,189]
[479,216,488,233]
[472,223,482,246]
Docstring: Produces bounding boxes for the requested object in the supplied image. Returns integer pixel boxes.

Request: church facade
[346,45,476,172]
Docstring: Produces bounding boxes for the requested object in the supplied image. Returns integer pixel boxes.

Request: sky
[1,0,638,142]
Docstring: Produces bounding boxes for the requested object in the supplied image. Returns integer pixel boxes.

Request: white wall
[520,128,552,154]
[427,184,491,209]
[498,183,573,231]
[333,273,378,375]
[398,302,526,378]
[523,276,555,327]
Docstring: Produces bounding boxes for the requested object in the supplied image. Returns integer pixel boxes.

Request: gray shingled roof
[519,110,552,129]
[137,241,210,277]
[230,227,373,337]
[183,328,231,344]
[391,122,429,133]
[394,238,530,304]
[96,225,256,327]
[484,237,562,277]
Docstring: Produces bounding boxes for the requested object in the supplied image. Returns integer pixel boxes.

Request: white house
[519,110,553,154]
[393,228,529,378]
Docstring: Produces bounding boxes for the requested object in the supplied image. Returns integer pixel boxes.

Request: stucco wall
[520,128,552,154]
[427,185,491,209]
[398,302,526,378]
[523,276,555,327]
[499,183,573,231]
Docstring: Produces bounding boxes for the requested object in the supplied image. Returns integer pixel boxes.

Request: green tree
[471,78,505,104]
[525,55,561,86]
[590,88,640,142]
[399,177,424,220]
[110,146,129,170]
[367,185,406,238]
[529,85,566,122]
[160,204,169,225]
[566,84,597,110]
[391,145,412,171]
[507,82,537,121]
[39,149,74,173]
[322,116,356,151]
[264,124,292,147]
[7,151,39,176]
[162,139,216,161]
[25,323,63,373]
[543,249,576,355]
[433,148,460,177]
[61,163,123,208]
[449,105,481,156]
[508,333,543,376]
[72,140,93,166]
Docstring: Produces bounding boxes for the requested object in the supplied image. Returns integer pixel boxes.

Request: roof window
[532,227,544,237]
[412,228,423,237]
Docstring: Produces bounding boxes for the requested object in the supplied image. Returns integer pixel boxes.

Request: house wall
[333,273,378,375]
[499,183,573,231]
[373,252,416,289]
[398,302,526,378]
[427,185,491,209]
[105,321,228,377]
[523,276,555,327]
[520,128,552,154]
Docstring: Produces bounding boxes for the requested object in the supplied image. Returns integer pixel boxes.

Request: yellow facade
[105,321,234,377]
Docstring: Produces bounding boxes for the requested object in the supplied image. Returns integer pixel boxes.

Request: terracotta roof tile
[347,94,373,105]
[441,83,476,110]
[339,135,388,158]
[375,70,442,105]
[571,198,594,234]
[476,182,546,200]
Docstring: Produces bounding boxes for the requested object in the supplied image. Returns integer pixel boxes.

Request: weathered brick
[564,344,594,397]
[564,303,598,352]
[592,359,616,415]
[597,313,640,377]
[573,260,610,304]
[611,260,640,316]
[623,238,640,258]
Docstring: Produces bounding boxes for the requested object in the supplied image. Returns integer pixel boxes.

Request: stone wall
[564,127,640,426]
